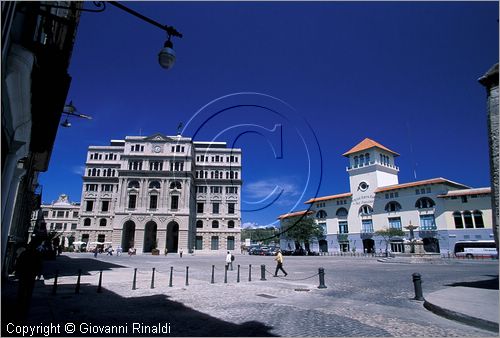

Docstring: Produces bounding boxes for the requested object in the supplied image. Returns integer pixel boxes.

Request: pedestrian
[116,246,122,256]
[179,248,183,258]
[93,247,98,258]
[164,248,168,256]
[225,251,233,271]
[274,249,287,277]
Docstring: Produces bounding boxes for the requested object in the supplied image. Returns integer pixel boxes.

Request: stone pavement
[2,253,498,337]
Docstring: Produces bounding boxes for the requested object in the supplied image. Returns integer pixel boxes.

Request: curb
[423,299,499,333]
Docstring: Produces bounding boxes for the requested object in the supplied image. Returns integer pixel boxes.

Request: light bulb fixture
[158,37,176,70]
[60,101,92,128]
[60,118,71,128]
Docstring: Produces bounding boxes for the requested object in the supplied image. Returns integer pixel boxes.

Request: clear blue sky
[40,1,499,228]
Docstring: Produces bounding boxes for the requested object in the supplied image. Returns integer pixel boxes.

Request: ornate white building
[280,138,493,254]
[76,133,242,254]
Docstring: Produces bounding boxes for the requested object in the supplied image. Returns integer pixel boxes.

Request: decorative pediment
[210,195,222,201]
[226,195,238,201]
[144,133,170,142]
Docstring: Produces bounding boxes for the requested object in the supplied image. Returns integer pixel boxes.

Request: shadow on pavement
[445,275,499,290]
[40,256,127,279]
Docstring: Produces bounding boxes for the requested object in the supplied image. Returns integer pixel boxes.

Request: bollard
[211,265,215,284]
[318,268,327,289]
[412,273,424,301]
[132,268,137,290]
[248,264,252,282]
[75,269,81,294]
[224,265,228,283]
[237,265,240,283]
[151,268,155,289]
[52,270,59,295]
[260,264,266,281]
[169,267,173,287]
[185,266,189,286]
[97,270,103,293]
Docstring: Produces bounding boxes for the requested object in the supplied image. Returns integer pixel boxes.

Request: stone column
[478,63,499,251]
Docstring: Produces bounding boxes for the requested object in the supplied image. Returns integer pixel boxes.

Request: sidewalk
[424,286,499,333]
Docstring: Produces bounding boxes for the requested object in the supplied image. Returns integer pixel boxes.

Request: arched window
[212,220,219,228]
[84,218,91,226]
[385,201,402,212]
[196,220,203,228]
[473,210,484,228]
[149,181,161,189]
[415,197,435,209]
[215,171,219,179]
[87,169,91,176]
[128,180,140,189]
[316,210,327,219]
[463,211,474,228]
[365,153,370,165]
[99,219,107,227]
[170,181,181,189]
[359,205,373,216]
[91,168,97,176]
[453,211,463,228]
[359,154,364,166]
[354,156,359,167]
[336,208,348,217]
[228,220,235,228]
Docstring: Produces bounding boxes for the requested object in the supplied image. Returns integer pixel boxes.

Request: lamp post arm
[108,1,182,38]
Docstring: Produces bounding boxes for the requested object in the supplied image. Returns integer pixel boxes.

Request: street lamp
[60,101,93,128]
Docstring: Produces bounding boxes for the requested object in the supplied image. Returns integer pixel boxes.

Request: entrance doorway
[143,221,157,253]
[363,239,375,253]
[319,239,328,253]
[423,237,440,253]
[166,221,179,252]
[122,221,136,252]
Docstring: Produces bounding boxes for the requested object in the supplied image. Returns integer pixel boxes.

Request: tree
[241,227,279,245]
[281,216,324,252]
[375,227,405,257]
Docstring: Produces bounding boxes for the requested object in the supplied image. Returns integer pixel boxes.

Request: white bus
[454,240,498,258]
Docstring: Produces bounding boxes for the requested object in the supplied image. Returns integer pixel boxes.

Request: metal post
[318,268,327,289]
[150,268,155,289]
[260,264,266,281]
[412,273,424,301]
[52,270,59,295]
[169,266,173,287]
[185,266,189,286]
[224,265,228,283]
[237,264,240,283]
[248,264,252,282]
[97,270,103,293]
[132,268,137,290]
[75,269,81,294]
[211,265,215,284]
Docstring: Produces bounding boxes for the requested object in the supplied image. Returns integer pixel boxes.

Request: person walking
[179,248,183,258]
[274,249,287,277]
[225,251,233,271]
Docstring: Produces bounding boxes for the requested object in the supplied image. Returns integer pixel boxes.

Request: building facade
[76,133,242,254]
[280,138,493,254]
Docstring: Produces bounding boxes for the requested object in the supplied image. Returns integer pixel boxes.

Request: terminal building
[75,133,242,254]
[279,138,493,254]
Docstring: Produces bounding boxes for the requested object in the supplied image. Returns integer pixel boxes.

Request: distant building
[30,194,80,247]
[75,133,242,254]
[279,138,493,254]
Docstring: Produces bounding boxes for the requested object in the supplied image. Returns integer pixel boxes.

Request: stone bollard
[237,265,240,283]
[412,273,424,301]
[318,268,327,289]
[224,265,228,283]
[260,264,266,281]
[75,269,82,294]
[185,266,189,286]
[211,265,215,284]
[151,268,156,289]
[248,264,252,282]
[132,268,137,290]
[97,270,103,293]
[169,267,173,287]
[52,270,59,295]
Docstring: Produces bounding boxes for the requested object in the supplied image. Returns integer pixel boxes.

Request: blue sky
[40,1,499,228]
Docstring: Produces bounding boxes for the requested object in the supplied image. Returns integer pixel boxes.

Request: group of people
[225,249,288,277]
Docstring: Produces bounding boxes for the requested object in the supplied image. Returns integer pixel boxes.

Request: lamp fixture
[60,101,93,128]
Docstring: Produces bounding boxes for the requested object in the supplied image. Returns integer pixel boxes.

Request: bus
[453,240,498,258]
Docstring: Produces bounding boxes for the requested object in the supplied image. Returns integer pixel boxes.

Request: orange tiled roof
[437,187,491,198]
[277,210,313,220]
[304,192,352,204]
[375,177,470,193]
[342,138,399,157]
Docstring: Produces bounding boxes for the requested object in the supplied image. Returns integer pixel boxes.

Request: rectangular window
[338,221,349,234]
[43,211,49,217]
[55,223,63,230]
[150,195,158,209]
[388,217,402,230]
[57,211,65,218]
[419,214,436,231]
[81,234,89,243]
[196,236,203,250]
[86,201,94,212]
[73,211,79,218]
[461,196,468,203]
[128,195,136,209]
[227,236,235,250]
[71,223,77,230]
[213,203,220,214]
[228,203,235,214]
[100,201,108,212]
[197,186,207,193]
[171,195,179,210]
[197,203,204,213]
[361,220,373,233]
[211,236,219,250]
